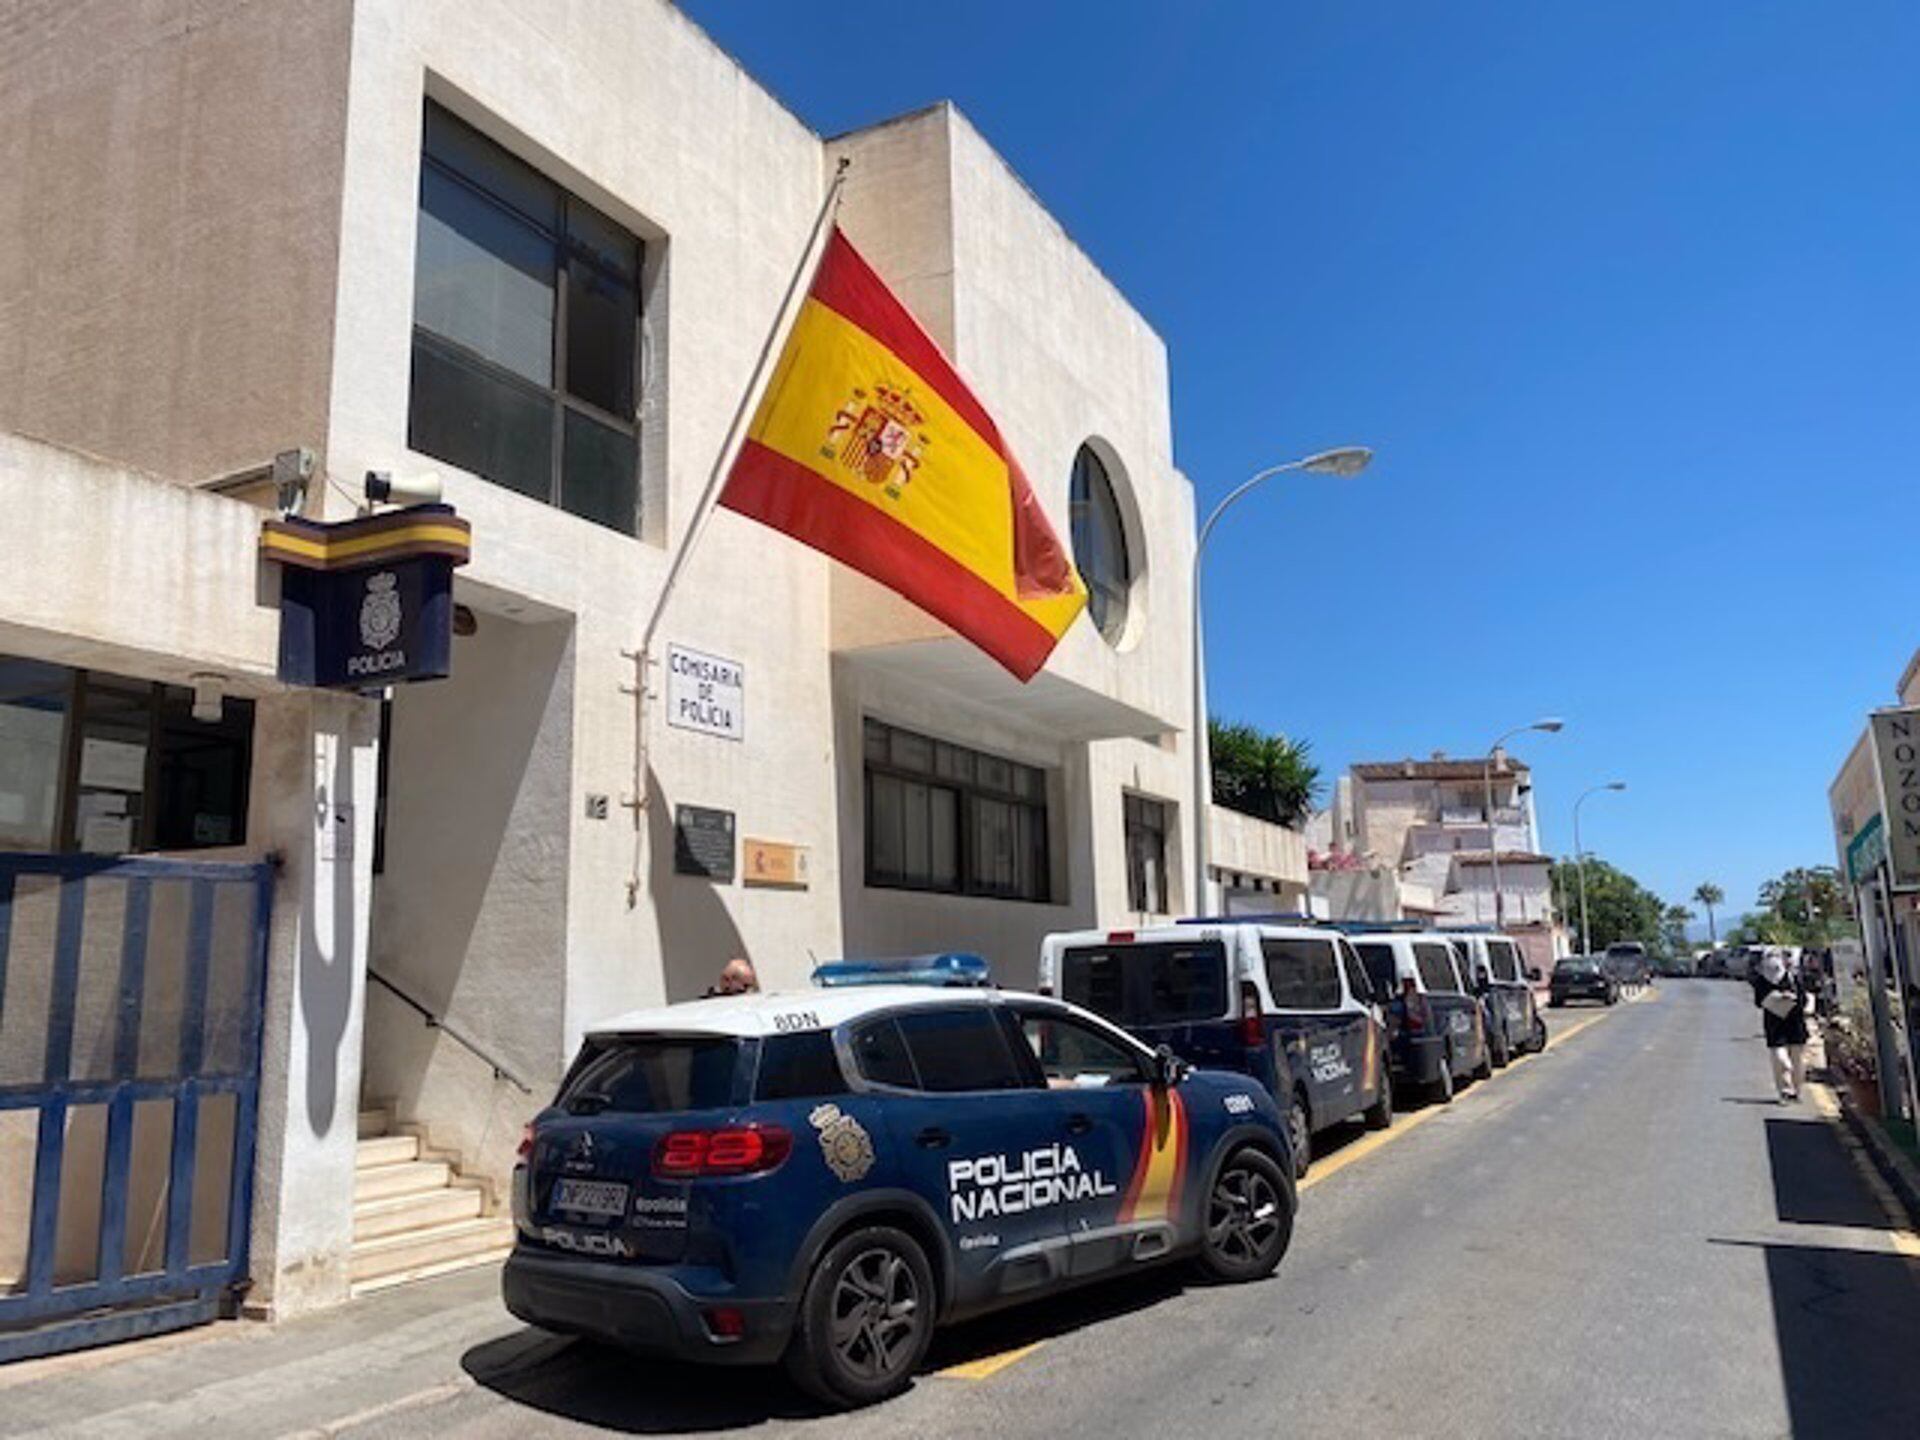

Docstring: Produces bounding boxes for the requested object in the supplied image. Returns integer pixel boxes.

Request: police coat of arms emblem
[359,572,402,650]
[822,384,930,499]
[808,1102,875,1183]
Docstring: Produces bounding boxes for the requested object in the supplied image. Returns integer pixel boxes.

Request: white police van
[504,983,1296,1407]
[1037,919,1392,1178]
[1346,927,1492,1101]
[1445,929,1547,1060]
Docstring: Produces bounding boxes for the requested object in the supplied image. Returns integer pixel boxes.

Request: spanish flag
[719,228,1087,680]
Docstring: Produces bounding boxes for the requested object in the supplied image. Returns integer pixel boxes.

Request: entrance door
[0,855,271,1362]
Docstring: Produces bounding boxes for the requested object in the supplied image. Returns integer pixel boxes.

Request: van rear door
[1056,938,1236,1066]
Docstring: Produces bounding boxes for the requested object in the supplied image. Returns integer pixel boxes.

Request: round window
[1069,445,1132,645]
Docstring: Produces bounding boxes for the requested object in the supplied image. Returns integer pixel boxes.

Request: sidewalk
[0,1264,521,1440]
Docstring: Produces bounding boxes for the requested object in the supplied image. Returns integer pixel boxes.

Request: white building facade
[0,0,1198,1328]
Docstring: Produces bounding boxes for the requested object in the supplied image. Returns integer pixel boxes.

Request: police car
[1037,919,1392,1178]
[1346,927,1492,1102]
[1445,929,1548,1060]
[503,984,1295,1408]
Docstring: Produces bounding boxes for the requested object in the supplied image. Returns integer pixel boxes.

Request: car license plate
[552,1178,629,1218]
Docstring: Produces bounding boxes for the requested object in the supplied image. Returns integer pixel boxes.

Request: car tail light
[704,1306,747,1341]
[653,1125,793,1179]
[1401,978,1430,1034]
[1240,982,1264,1047]
[1108,930,1135,944]
[517,1122,535,1162]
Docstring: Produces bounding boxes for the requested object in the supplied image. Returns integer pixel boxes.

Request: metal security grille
[0,855,271,1363]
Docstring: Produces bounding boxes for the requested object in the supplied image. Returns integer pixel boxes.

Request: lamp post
[1572,781,1626,953]
[1483,718,1563,928]
[1191,447,1372,914]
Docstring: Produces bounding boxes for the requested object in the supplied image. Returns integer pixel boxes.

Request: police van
[1036,920,1391,1178]
[1345,927,1491,1102]
[1445,929,1547,1060]
[504,984,1295,1408]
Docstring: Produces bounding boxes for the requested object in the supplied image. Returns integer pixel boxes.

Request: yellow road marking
[937,1340,1046,1380]
[936,996,1634,1381]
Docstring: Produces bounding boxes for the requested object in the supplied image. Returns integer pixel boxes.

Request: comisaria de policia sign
[1870,705,1920,892]
[259,504,472,690]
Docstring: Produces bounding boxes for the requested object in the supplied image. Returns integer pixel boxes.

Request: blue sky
[682,1,1920,923]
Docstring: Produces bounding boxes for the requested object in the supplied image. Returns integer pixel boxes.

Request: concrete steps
[349,1112,511,1296]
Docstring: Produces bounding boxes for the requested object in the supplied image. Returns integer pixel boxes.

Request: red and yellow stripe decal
[1118,1086,1188,1224]
[260,505,471,572]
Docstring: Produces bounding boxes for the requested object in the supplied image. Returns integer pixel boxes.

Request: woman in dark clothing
[1750,951,1810,1102]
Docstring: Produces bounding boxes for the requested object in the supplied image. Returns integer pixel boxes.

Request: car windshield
[559,1036,740,1114]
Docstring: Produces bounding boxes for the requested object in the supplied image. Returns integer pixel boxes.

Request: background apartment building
[0,0,1200,1341]
[1312,753,1563,968]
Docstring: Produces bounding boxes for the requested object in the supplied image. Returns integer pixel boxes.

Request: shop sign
[260,505,471,691]
[665,645,744,741]
[1870,706,1920,890]
[1847,813,1887,887]
[674,805,736,882]
[744,838,808,889]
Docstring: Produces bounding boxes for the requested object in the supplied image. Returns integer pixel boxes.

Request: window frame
[843,1005,1040,1096]
[1260,935,1344,1013]
[1123,791,1171,915]
[409,100,644,534]
[1009,1002,1153,1088]
[1069,444,1132,645]
[862,718,1051,904]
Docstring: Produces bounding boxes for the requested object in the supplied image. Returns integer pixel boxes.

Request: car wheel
[1474,1040,1494,1082]
[1285,1090,1312,1178]
[1529,1014,1548,1052]
[1363,1069,1393,1130]
[1430,1052,1455,1105]
[1489,1026,1511,1069]
[1196,1146,1293,1283]
[784,1225,935,1409]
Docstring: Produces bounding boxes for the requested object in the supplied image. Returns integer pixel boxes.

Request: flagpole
[622,156,852,906]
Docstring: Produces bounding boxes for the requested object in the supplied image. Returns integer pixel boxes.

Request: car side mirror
[1151,1043,1189,1088]
[1526,966,1543,983]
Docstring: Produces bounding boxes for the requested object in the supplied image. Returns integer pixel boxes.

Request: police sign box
[1871,705,1920,890]
[666,644,744,741]
[261,505,471,691]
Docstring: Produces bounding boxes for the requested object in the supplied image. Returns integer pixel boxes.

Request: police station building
[0,1,1202,1341]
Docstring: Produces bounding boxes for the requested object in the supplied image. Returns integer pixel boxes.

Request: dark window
[849,1017,918,1089]
[0,658,253,856]
[1414,943,1459,994]
[1059,941,1228,1026]
[1124,793,1170,914]
[1487,940,1521,983]
[558,1037,739,1114]
[1261,937,1342,1010]
[1337,939,1372,1004]
[1355,943,1399,998]
[863,719,1049,902]
[1069,445,1131,644]
[1013,1008,1146,1087]
[894,1008,1030,1092]
[409,101,642,534]
[754,1031,848,1102]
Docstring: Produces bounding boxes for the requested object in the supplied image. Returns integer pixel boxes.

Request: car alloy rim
[829,1247,921,1380]
[1289,1102,1309,1159]
[1208,1162,1282,1263]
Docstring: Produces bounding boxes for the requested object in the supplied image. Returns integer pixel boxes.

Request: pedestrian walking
[1750,951,1810,1103]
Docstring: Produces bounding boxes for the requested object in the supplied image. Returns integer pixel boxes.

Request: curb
[1833,1089,1920,1229]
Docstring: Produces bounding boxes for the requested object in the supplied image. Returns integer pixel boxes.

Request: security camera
[363,470,443,507]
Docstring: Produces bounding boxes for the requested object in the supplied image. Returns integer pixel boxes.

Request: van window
[1262,937,1341,1010]
[1414,943,1459,994]
[1059,942,1229,1026]
[1355,942,1398,998]
[1336,940,1372,1004]
[1487,940,1521,982]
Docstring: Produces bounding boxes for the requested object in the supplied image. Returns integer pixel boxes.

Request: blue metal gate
[0,855,272,1362]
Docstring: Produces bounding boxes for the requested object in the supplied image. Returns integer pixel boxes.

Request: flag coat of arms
[719,227,1087,680]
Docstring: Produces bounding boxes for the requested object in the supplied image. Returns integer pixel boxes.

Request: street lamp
[1573,781,1627,954]
[1483,718,1563,928]
[1191,447,1373,913]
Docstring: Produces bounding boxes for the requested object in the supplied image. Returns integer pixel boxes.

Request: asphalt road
[11,982,1920,1439]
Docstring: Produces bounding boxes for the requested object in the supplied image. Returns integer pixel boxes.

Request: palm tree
[1692,882,1724,946]
[1209,720,1322,829]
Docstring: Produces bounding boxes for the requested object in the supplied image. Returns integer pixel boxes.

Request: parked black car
[1549,957,1619,1007]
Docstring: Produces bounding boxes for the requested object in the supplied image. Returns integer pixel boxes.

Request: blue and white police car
[504,983,1296,1408]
